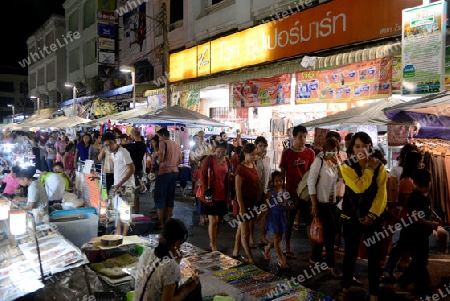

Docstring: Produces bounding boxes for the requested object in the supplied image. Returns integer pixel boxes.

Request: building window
[46,61,56,82]
[69,48,80,72]
[68,11,78,33]
[170,0,183,24]
[212,0,223,5]
[83,39,96,66]
[45,31,55,47]
[20,82,28,94]
[83,1,95,29]
[0,97,14,104]
[29,73,36,90]
[37,68,45,86]
[0,82,14,92]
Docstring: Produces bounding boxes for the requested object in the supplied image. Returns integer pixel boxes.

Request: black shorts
[204,200,228,217]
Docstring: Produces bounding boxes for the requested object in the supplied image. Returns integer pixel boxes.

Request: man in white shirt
[102,131,136,236]
[40,172,66,207]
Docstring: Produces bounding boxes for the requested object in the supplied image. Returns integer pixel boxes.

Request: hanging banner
[387,124,410,146]
[401,1,446,95]
[231,74,291,107]
[179,89,201,111]
[392,56,402,94]
[92,98,118,116]
[295,57,392,104]
[147,94,166,111]
[123,3,147,55]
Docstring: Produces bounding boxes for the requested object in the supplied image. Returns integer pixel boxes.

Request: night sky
[1,0,65,68]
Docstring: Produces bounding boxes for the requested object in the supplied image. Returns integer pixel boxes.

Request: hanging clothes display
[413,138,450,224]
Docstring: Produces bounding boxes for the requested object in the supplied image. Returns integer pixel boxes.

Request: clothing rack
[411,138,450,225]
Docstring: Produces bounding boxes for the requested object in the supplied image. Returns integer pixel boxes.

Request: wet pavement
[135,186,450,301]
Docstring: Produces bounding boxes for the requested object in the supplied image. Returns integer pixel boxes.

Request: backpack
[296,157,323,202]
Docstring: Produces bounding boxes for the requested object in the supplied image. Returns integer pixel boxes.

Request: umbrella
[122,105,230,128]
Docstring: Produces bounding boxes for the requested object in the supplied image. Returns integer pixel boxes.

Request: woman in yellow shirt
[337,132,388,301]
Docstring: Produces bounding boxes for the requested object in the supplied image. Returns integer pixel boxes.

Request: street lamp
[120,66,136,109]
[65,82,77,117]
[30,96,40,115]
[7,104,14,123]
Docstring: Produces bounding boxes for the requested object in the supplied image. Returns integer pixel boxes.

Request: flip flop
[277,260,290,269]
[231,254,249,263]
[258,241,269,247]
[283,251,297,259]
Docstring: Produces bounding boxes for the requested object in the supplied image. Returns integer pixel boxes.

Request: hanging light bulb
[0,199,9,220]
[9,210,27,235]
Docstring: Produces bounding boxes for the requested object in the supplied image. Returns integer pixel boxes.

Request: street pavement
[135,186,450,301]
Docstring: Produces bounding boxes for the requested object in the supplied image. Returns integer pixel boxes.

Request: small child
[261,170,290,269]
[63,143,76,185]
[1,165,21,197]
[193,155,208,226]
[395,168,442,296]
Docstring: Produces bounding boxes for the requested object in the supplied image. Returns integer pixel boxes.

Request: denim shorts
[154,172,178,209]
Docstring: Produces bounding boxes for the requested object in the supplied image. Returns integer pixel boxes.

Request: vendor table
[81,234,332,301]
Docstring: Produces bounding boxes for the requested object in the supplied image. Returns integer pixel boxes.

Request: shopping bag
[310,216,324,243]
[196,185,213,206]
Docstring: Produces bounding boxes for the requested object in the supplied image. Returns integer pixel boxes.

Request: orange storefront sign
[170,0,422,82]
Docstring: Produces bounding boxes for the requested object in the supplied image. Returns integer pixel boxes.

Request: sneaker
[328,267,343,278]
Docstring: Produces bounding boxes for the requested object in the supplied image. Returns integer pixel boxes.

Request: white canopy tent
[302,98,409,130]
[122,105,230,128]
[83,107,157,127]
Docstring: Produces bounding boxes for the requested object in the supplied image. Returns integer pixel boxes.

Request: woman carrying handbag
[308,137,343,278]
[200,142,231,252]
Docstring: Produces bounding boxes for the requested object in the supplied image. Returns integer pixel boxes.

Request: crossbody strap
[139,261,160,301]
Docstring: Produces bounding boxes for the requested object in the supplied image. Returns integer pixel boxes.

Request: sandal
[261,248,271,260]
[283,251,297,259]
[277,260,290,269]
[258,241,269,247]
[249,242,256,249]
[231,254,249,263]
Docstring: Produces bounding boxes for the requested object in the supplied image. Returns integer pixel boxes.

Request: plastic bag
[310,216,324,243]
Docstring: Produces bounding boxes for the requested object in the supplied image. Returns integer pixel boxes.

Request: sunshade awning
[121,105,230,128]
[384,91,450,140]
[302,98,409,130]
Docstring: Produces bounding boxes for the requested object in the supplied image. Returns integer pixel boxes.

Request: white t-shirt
[307,156,339,203]
[28,180,49,207]
[133,249,181,301]
[389,165,403,182]
[44,173,66,201]
[112,146,135,187]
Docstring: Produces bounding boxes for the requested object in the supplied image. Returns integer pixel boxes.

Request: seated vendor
[133,218,200,301]
[1,165,21,197]
[13,166,49,212]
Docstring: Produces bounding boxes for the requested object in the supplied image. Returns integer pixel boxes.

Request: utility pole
[161,3,171,105]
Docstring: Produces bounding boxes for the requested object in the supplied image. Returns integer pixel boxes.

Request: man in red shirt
[279,124,315,259]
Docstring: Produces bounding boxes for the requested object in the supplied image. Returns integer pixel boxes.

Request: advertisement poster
[445,46,450,90]
[295,57,392,104]
[401,1,446,95]
[392,56,402,94]
[123,3,147,56]
[231,74,291,107]
[313,128,330,151]
[147,94,166,111]
[179,89,201,111]
[387,124,410,146]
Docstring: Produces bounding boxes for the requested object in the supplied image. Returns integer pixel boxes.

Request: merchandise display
[0,222,89,301]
